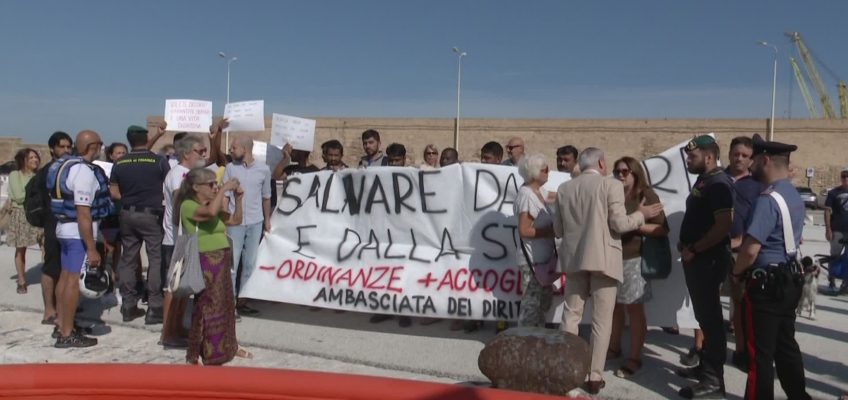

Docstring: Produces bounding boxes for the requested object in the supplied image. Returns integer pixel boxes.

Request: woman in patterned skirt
[607,156,668,378]
[7,148,43,294]
[174,168,252,365]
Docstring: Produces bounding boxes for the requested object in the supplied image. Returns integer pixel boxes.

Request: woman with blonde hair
[419,144,439,170]
[174,167,252,365]
[6,148,43,294]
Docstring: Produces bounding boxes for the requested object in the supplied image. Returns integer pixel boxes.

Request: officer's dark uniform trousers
[683,245,733,385]
[743,265,811,400]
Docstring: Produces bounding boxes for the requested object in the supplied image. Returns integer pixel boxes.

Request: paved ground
[1,210,846,399]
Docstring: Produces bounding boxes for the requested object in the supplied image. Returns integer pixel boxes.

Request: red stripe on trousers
[744,290,757,400]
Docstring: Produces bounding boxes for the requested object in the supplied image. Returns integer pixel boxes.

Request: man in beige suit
[553,147,663,395]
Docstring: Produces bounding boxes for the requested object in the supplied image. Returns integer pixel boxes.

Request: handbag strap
[176,208,200,237]
[767,190,797,257]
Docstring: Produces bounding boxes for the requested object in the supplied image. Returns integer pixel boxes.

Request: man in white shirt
[53,130,110,348]
[224,136,272,316]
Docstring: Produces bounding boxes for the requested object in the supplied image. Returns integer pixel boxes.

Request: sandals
[614,358,643,378]
[236,346,253,359]
[16,282,27,294]
[41,315,58,325]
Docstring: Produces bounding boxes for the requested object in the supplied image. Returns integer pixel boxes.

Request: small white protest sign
[224,100,265,132]
[163,99,213,133]
[271,113,316,151]
[92,160,113,179]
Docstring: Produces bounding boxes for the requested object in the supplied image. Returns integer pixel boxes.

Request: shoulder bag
[167,214,206,297]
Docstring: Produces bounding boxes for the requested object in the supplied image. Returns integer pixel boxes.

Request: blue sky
[1,0,847,144]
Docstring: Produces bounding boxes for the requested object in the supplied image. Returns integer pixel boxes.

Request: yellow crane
[786,31,848,119]
[790,57,819,117]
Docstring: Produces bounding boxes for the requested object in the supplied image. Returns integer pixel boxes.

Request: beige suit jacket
[553,170,645,283]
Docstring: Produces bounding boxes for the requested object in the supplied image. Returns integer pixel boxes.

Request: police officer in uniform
[677,135,734,399]
[731,134,811,400]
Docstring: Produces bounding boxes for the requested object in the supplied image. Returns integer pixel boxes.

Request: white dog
[796,256,819,320]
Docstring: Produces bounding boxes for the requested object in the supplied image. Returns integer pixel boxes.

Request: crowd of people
[3,123,841,399]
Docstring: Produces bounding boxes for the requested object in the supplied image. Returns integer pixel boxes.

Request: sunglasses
[841,174,848,179]
[506,145,523,150]
[425,151,438,156]
[613,168,631,178]
[198,181,217,189]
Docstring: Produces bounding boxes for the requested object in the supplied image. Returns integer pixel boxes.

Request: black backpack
[24,165,51,228]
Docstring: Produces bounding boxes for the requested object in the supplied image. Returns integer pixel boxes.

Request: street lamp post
[452,47,467,151]
[757,41,778,141]
[218,52,238,151]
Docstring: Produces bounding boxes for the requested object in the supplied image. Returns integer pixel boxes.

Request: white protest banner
[163,99,213,133]
[224,100,265,132]
[271,114,316,151]
[242,139,702,328]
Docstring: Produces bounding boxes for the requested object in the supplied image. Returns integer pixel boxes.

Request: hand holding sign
[271,113,316,151]
[224,100,265,132]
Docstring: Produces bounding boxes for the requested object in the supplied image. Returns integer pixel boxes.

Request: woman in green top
[7,148,43,294]
[174,167,251,365]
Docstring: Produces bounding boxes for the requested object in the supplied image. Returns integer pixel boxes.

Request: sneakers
[676,365,706,381]
[145,307,164,325]
[54,331,97,348]
[678,380,726,399]
[680,347,702,367]
[121,305,146,322]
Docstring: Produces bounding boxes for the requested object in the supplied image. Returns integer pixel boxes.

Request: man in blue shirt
[732,134,811,400]
[725,136,763,372]
[824,167,848,291]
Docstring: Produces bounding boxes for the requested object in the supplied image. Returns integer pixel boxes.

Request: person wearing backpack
[25,131,73,325]
[48,130,113,348]
[7,148,43,294]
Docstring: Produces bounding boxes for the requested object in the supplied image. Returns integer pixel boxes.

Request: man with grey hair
[553,147,663,395]
[502,137,525,166]
[225,134,272,318]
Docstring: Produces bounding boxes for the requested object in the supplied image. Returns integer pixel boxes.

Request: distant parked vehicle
[796,187,817,209]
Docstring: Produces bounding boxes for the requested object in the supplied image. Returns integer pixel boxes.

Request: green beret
[684,135,716,152]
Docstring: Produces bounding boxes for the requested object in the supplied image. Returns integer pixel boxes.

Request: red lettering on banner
[386,266,403,293]
[482,270,498,292]
[277,260,293,279]
[436,270,455,291]
[304,262,318,280]
[454,268,468,291]
[363,267,385,289]
[500,268,516,293]
[469,269,481,291]
[293,259,306,280]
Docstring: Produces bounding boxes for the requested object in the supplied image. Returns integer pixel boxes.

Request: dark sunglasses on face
[613,168,631,178]
[425,151,438,156]
[200,181,217,189]
[506,145,523,150]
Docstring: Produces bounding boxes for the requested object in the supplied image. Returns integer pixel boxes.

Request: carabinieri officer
[732,134,811,400]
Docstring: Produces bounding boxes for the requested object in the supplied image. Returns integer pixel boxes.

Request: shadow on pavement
[245,300,496,343]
